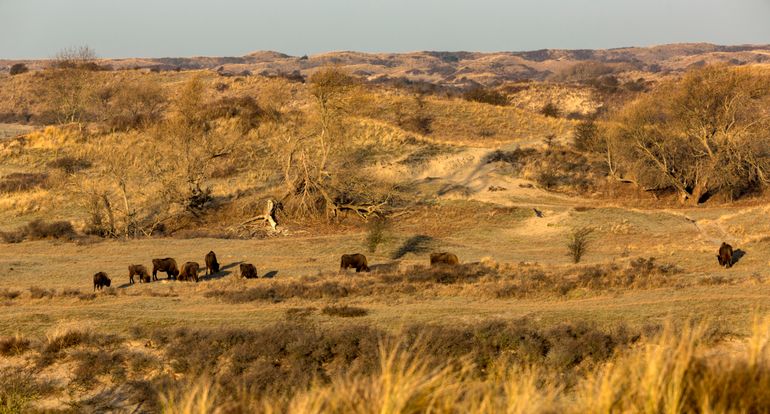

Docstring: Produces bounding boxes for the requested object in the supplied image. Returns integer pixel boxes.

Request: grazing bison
[152,258,179,280]
[179,262,200,282]
[240,263,258,279]
[717,242,734,268]
[205,251,220,275]
[430,252,460,266]
[128,264,151,284]
[340,253,370,273]
[93,272,111,291]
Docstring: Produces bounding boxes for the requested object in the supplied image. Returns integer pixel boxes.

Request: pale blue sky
[1,0,769,58]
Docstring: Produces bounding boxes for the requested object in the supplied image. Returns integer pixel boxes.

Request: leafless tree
[609,65,770,204]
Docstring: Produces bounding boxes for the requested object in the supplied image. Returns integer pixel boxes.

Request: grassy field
[3,198,770,412]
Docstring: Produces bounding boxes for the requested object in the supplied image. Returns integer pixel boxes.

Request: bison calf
[717,242,734,268]
[128,264,151,284]
[430,252,459,266]
[152,258,179,280]
[240,263,258,279]
[179,262,200,282]
[205,251,220,275]
[340,253,370,273]
[93,272,111,291]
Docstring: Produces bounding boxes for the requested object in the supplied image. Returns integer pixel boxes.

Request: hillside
[3,43,770,86]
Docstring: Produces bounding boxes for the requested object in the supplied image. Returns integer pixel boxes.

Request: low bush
[0,335,31,356]
[0,371,52,413]
[9,63,29,75]
[28,219,76,240]
[322,305,368,318]
[46,156,92,174]
[39,329,121,366]
[462,87,509,106]
[0,289,21,300]
[29,286,55,299]
[0,173,48,194]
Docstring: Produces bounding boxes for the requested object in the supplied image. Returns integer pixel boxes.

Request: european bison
[152,258,179,280]
[93,272,111,291]
[340,253,370,273]
[179,262,200,282]
[430,252,459,266]
[240,263,258,279]
[205,251,220,275]
[128,264,151,284]
[717,242,734,268]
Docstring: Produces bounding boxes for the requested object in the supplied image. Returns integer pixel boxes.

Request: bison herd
[93,251,258,291]
[92,242,740,292]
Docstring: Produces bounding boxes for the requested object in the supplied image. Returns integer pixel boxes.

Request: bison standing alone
[718,242,734,268]
[240,263,258,279]
[129,264,151,284]
[93,272,111,291]
[179,262,200,282]
[430,252,459,266]
[340,253,370,273]
[205,251,220,275]
[152,258,179,280]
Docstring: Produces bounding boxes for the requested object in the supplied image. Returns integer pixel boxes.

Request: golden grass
[155,316,770,414]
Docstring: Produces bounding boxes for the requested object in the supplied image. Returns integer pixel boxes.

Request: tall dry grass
[159,317,770,414]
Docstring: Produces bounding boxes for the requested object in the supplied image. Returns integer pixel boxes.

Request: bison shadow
[391,235,435,260]
[262,270,278,279]
[200,261,242,281]
[732,249,746,266]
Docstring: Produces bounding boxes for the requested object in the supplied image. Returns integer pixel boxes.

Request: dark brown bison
[152,258,179,280]
[128,264,151,284]
[179,262,200,282]
[205,251,220,275]
[430,252,459,266]
[340,253,370,273]
[240,263,258,279]
[93,272,111,291]
[717,242,734,268]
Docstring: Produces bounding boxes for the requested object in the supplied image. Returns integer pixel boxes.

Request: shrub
[401,263,494,284]
[462,87,509,106]
[540,102,561,118]
[365,217,388,253]
[99,78,166,131]
[46,156,92,174]
[205,96,267,133]
[61,288,81,297]
[29,287,55,299]
[0,289,21,300]
[0,173,49,194]
[0,335,30,356]
[0,371,48,413]
[322,305,368,318]
[0,231,24,244]
[72,349,126,386]
[9,63,29,75]
[573,119,600,152]
[285,307,316,321]
[39,329,121,366]
[567,227,593,263]
[24,219,76,240]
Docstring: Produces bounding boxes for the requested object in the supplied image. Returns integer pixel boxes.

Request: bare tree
[610,65,770,204]
[41,46,100,125]
[53,46,97,69]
